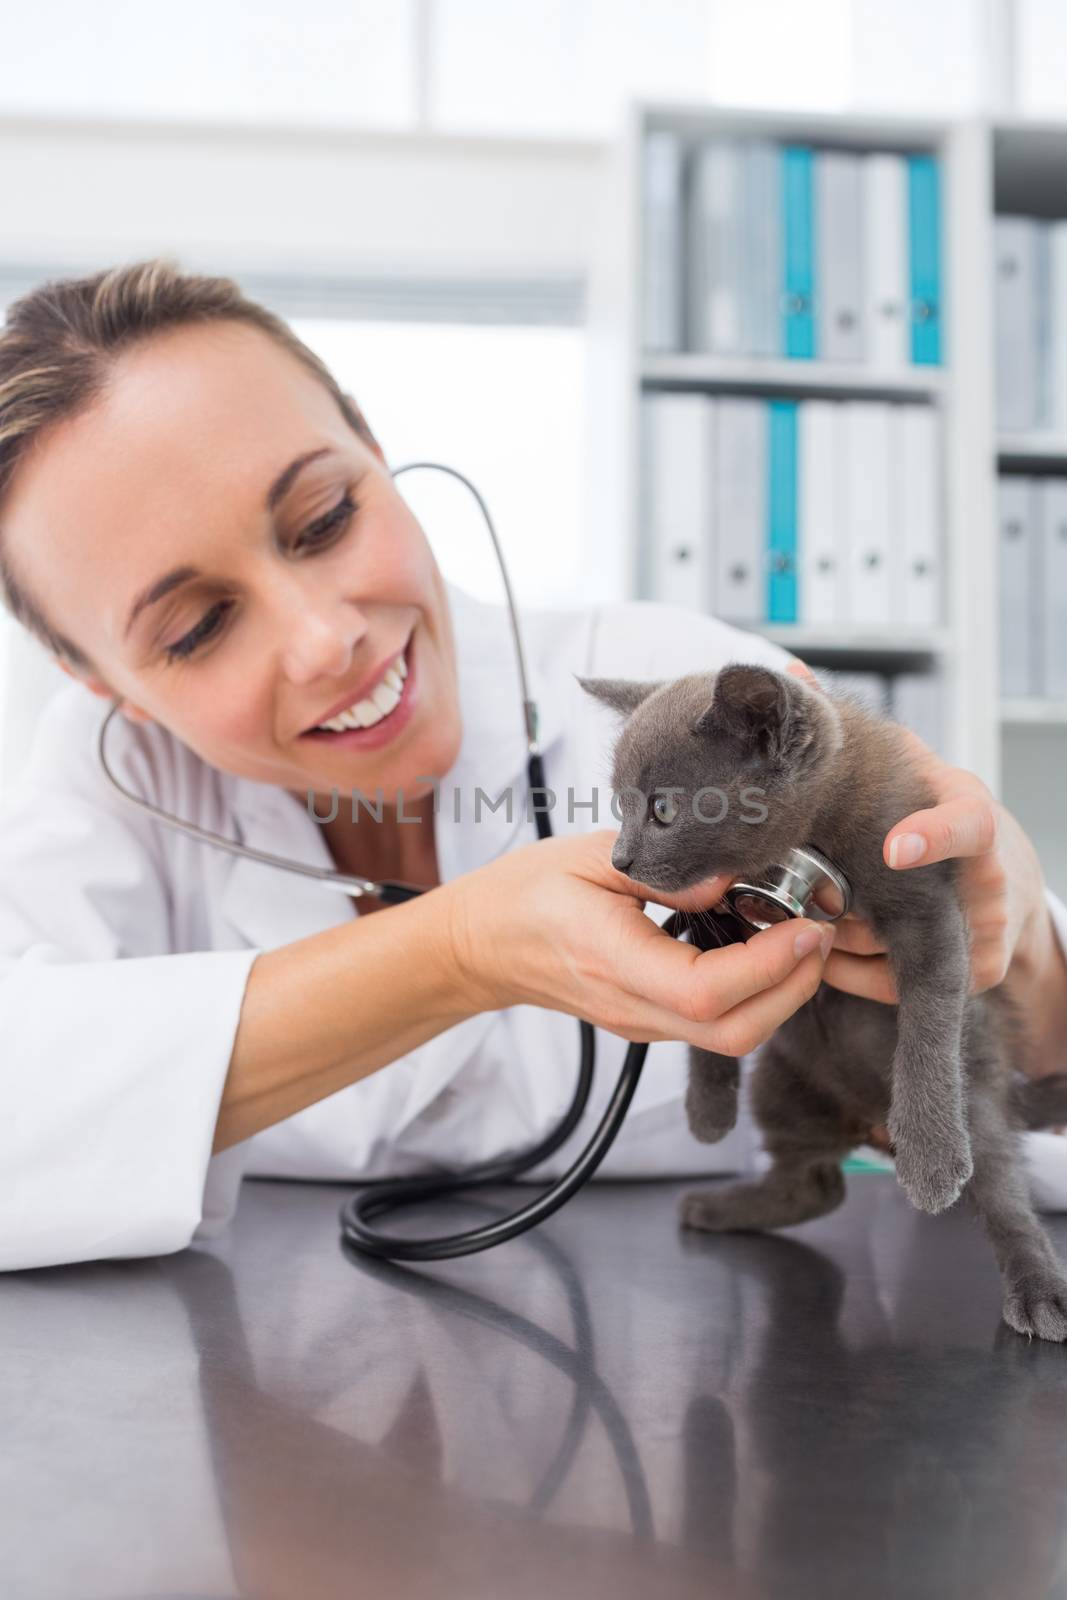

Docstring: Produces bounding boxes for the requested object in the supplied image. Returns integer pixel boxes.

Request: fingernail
[794,925,823,959]
[820,924,836,958]
[889,832,926,868]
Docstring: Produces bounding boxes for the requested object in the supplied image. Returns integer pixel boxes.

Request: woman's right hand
[441,828,835,1057]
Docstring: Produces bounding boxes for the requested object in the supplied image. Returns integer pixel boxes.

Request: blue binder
[781,146,815,359]
[766,400,798,622]
[907,154,942,365]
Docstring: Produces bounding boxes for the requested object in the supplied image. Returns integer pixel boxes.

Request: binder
[995,217,1041,433]
[798,400,844,626]
[817,151,864,363]
[766,400,798,623]
[781,146,816,359]
[712,397,765,626]
[907,154,942,365]
[644,393,714,611]
[997,477,1039,699]
[843,402,893,625]
[864,152,908,370]
[826,670,890,714]
[1050,222,1067,432]
[688,140,742,353]
[741,140,780,358]
[891,671,945,755]
[899,404,942,627]
[1040,479,1067,700]
[642,130,684,352]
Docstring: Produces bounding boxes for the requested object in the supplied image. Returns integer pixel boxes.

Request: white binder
[864,153,908,370]
[998,476,1039,699]
[891,671,946,755]
[687,141,742,354]
[843,402,893,626]
[817,152,864,363]
[741,140,781,358]
[995,217,1042,433]
[1041,478,1067,700]
[798,400,843,626]
[899,404,942,628]
[644,393,714,612]
[826,670,889,713]
[1050,223,1067,434]
[713,397,765,626]
[642,130,684,352]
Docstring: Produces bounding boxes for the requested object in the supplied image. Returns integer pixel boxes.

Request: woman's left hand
[784,660,1050,1006]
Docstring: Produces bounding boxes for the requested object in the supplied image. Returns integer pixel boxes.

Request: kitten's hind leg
[680,1156,847,1234]
[681,1048,856,1234]
[966,1093,1067,1343]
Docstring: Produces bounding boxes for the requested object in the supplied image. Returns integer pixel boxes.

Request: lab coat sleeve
[1024,886,1067,1213]
[0,694,260,1272]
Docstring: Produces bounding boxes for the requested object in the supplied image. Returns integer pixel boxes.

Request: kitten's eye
[651,793,679,826]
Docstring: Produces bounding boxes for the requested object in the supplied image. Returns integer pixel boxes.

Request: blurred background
[0,0,1064,890]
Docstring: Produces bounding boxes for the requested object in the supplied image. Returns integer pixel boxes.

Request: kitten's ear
[693,663,809,762]
[575,675,663,717]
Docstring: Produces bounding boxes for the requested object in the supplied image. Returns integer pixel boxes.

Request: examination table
[4,1172,1067,1598]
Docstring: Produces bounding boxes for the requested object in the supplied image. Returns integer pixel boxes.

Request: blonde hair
[0,257,376,670]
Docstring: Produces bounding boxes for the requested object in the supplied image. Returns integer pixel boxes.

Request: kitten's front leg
[686,1046,740,1142]
[884,901,972,1214]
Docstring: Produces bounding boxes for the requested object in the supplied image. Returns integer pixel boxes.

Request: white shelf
[997,432,1067,461]
[1000,698,1067,725]
[756,623,949,655]
[642,353,947,400]
[583,101,1064,895]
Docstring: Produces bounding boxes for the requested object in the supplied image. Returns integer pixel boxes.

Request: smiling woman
[0,257,1062,1275]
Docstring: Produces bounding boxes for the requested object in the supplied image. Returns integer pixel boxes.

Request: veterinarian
[1,260,1065,1273]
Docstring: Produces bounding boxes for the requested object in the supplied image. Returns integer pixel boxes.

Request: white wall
[0,115,604,280]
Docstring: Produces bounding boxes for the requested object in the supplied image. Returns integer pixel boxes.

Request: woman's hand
[443,829,835,1058]
[785,661,1067,1080]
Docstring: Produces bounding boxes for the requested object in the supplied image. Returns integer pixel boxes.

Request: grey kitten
[579,662,1067,1342]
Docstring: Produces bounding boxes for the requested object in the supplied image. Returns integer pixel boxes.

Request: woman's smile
[298,627,418,753]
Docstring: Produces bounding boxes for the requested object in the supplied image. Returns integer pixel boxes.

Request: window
[292,318,589,610]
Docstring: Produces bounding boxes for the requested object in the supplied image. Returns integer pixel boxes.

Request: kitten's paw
[1003,1270,1067,1342]
[678,1189,737,1233]
[685,1083,739,1144]
[891,1126,973,1215]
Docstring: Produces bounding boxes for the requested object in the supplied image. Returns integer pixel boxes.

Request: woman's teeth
[314,649,408,732]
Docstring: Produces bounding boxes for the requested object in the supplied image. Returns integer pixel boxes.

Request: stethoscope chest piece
[715,844,852,935]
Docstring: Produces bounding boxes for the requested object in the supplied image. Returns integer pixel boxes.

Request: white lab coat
[2,581,1066,1271]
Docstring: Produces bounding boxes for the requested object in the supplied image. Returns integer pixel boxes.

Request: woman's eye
[295,491,358,552]
[164,601,233,663]
[160,493,358,664]
[651,793,679,826]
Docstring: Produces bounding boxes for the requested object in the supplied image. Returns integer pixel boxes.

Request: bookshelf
[581,103,1067,895]
[992,120,1067,901]
[597,103,999,800]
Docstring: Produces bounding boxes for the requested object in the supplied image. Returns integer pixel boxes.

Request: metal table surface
[5,1170,1067,1600]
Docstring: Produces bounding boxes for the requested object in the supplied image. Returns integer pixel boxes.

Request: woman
[0,260,1064,1272]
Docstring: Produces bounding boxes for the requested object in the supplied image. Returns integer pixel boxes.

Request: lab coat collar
[218,580,568,954]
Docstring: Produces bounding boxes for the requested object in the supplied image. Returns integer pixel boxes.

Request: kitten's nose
[612,846,635,875]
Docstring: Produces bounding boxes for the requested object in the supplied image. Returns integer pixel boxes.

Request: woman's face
[1,319,462,804]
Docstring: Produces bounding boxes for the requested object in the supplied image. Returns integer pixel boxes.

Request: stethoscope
[97,460,853,1265]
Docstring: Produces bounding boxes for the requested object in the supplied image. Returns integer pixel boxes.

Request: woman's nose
[277,592,368,685]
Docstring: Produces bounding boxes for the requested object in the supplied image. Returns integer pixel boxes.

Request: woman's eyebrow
[123,446,337,639]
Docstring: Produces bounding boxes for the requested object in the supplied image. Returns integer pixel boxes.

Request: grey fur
[579,661,1067,1342]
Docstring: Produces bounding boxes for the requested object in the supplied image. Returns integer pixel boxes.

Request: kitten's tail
[1010,1073,1067,1130]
